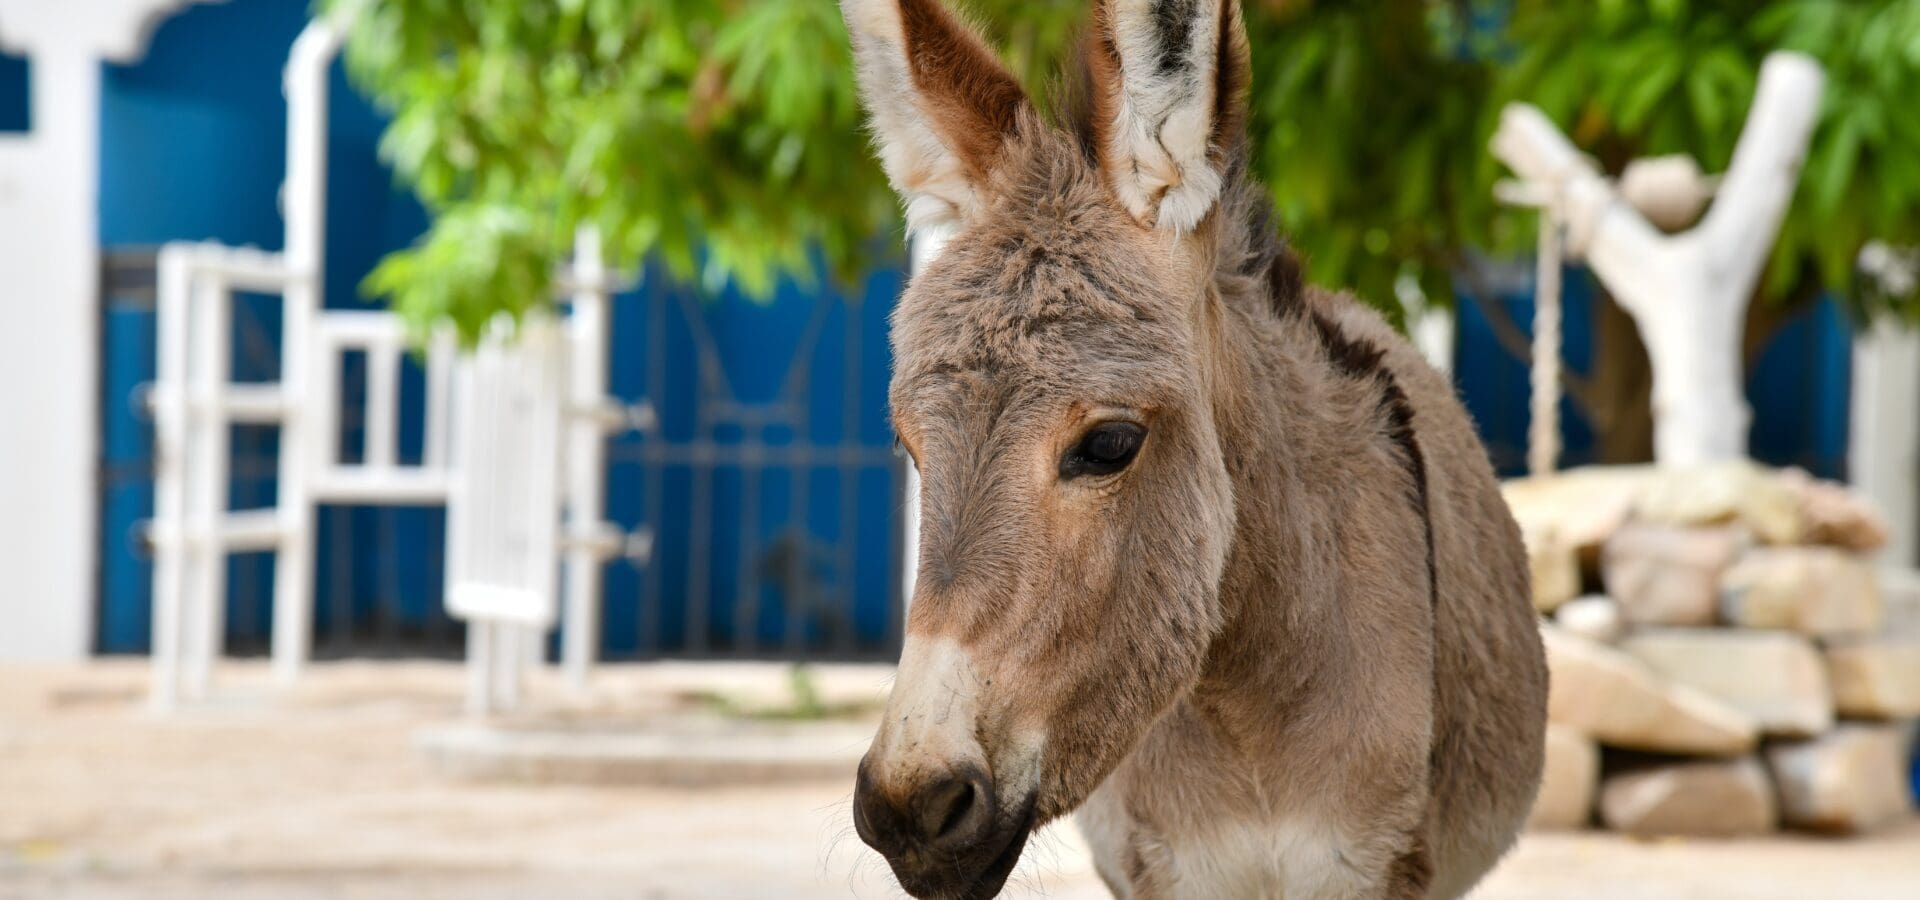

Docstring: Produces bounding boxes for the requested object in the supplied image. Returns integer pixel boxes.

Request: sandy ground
[3,661,1918,899]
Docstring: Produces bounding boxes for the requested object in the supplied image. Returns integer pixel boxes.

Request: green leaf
[336,0,1920,335]
[1685,64,1726,135]
[1812,112,1863,218]
[1617,52,1684,132]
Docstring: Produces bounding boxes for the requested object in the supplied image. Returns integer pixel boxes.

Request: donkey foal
[842,1,1548,897]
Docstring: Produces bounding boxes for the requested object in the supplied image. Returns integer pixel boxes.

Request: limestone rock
[1825,636,1920,719]
[1765,724,1917,833]
[1555,594,1625,644]
[1528,724,1599,830]
[1601,524,1747,626]
[1622,629,1832,737]
[1522,524,1581,613]
[1634,460,1803,545]
[1503,467,1648,554]
[1542,625,1758,756]
[1720,547,1881,636]
[1600,756,1777,837]
[1776,468,1889,552]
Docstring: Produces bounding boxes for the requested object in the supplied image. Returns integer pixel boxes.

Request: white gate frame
[147,14,625,712]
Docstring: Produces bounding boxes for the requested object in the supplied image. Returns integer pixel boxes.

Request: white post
[561,227,610,689]
[1850,318,1920,565]
[149,248,192,710]
[364,335,401,470]
[1492,52,1825,467]
[182,274,230,700]
[271,21,341,685]
[424,332,455,469]
[1395,276,1454,378]
[466,620,494,717]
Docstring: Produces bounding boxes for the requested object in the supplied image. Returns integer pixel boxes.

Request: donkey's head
[844,1,1255,895]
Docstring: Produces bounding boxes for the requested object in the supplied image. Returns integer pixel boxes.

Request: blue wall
[98,0,426,294]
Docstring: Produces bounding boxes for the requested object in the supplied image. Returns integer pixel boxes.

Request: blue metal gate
[600,266,909,661]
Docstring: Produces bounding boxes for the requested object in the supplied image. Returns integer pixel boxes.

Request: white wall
[1851,320,1920,567]
[0,0,219,660]
[0,52,101,661]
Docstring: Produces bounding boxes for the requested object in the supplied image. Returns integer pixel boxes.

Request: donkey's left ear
[842,0,1033,235]
[1087,0,1250,232]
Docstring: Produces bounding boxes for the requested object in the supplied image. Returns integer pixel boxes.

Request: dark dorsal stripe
[1264,244,1306,319]
[1259,232,1434,612]
[1303,308,1438,615]
[1299,306,1445,856]
[1378,374,1437,614]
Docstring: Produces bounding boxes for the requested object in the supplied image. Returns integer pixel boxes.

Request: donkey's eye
[892,437,918,469]
[1060,422,1147,479]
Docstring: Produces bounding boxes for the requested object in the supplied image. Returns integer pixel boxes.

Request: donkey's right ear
[841,0,1033,235]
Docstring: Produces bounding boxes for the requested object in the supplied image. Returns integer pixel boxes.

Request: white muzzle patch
[870,636,1047,810]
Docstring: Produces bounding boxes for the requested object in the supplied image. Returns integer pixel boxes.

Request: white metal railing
[146,239,453,707]
[309,312,453,504]
[145,16,627,714]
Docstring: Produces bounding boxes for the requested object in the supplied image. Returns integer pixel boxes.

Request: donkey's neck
[1184,245,1397,752]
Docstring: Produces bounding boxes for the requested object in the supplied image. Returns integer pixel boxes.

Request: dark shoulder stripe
[1264,244,1306,319]
[1307,310,1387,379]
[1309,312,1438,613]
[1380,374,1437,612]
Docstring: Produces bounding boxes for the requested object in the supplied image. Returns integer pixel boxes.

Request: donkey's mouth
[889,803,1036,900]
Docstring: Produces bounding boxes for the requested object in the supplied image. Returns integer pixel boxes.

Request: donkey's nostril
[913,767,995,848]
[856,759,998,857]
[920,777,974,839]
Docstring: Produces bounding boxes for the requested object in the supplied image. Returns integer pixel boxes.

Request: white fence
[146,16,627,714]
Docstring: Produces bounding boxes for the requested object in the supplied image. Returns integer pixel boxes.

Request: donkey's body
[1073,179,1546,900]
[844,2,1546,897]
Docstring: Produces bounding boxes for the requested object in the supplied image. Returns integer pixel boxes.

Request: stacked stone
[1505,461,1920,837]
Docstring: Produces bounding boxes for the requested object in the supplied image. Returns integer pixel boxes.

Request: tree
[339,1,1920,448]
[1490,0,1920,462]
[331,0,1084,342]
[335,0,895,339]
[1495,53,1825,466]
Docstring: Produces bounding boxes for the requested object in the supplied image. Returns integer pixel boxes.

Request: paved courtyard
[2,661,1917,899]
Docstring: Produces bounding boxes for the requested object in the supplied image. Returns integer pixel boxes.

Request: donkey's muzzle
[854,757,1032,899]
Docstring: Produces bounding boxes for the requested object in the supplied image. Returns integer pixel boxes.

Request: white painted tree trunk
[1493,52,1825,467]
